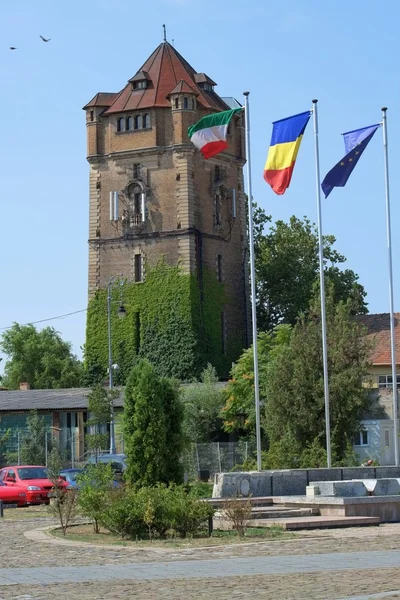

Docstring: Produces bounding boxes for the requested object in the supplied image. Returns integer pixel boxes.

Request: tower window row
[117,113,151,132]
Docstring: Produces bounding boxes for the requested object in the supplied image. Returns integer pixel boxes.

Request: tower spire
[162,24,167,42]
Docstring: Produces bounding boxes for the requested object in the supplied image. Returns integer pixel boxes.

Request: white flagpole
[243,91,262,471]
[312,99,332,468]
[381,107,399,466]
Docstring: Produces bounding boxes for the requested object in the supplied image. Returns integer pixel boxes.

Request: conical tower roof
[97,42,228,114]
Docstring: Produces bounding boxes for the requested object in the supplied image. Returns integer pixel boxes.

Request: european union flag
[321,124,381,198]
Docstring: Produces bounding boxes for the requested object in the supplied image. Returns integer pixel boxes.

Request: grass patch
[50,523,294,547]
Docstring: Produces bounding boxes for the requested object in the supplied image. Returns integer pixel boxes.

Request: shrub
[101,487,147,540]
[100,485,215,540]
[77,463,114,533]
[168,486,214,538]
[222,496,253,537]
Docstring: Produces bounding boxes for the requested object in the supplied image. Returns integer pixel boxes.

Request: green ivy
[84,262,243,383]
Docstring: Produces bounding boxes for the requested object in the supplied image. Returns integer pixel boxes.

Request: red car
[0,480,26,507]
[0,465,67,505]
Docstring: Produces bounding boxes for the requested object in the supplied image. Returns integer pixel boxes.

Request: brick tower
[83,40,249,378]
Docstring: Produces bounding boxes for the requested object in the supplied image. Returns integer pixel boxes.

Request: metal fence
[184,441,256,480]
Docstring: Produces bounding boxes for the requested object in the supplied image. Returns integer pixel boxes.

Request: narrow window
[217,254,223,282]
[143,113,150,128]
[221,311,226,355]
[385,429,390,448]
[117,117,124,132]
[183,97,188,109]
[215,165,220,181]
[361,430,369,446]
[126,116,133,130]
[134,115,141,129]
[135,312,141,353]
[134,254,142,282]
[134,192,141,214]
[133,163,140,179]
[174,97,179,109]
[215,193,222,226]
[90,110,94,122]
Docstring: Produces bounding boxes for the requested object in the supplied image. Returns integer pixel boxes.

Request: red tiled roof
[83,92,118,110]
[357,313,400,365]
[101,42,229,114]
[168,80,198,96]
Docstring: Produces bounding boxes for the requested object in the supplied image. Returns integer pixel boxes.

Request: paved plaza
[3,512,400,598]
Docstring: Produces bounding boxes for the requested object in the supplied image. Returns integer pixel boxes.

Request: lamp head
[117,304,127,319]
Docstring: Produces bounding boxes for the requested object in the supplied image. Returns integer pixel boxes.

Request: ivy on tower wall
[84,262,243,383]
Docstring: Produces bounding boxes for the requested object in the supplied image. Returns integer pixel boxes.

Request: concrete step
[249,515,381,531]
[249,506,320,519]
[208,496,273,508]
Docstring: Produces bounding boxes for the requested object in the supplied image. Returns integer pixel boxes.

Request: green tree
[20,410,48,465]
[1,324,83,390]
[77,463,114,533]
[124,360,184,487]
[85,385,119,455]
[182,364,225,443]
[221,326,292,433]
[263,291,374,464]
[253,210,368,331]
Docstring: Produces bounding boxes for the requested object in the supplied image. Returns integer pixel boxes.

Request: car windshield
[65,471,80,481]
[17,467,48,480]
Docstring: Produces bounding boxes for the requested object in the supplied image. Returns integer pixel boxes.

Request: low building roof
[0,382,226,413]
[0,388,124,412]
[357,312,400,366]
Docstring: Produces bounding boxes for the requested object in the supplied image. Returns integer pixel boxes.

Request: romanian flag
[264,111,311,195]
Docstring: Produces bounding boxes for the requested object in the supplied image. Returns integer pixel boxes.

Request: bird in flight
[9,47,17,50]
[40,35,51,42]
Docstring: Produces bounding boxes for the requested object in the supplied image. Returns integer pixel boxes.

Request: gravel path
[2,511,400,598]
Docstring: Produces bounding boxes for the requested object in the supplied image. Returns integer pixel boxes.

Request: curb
[23,523,325,554]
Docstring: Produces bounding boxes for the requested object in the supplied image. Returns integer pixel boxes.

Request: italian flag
[188,108,242,159]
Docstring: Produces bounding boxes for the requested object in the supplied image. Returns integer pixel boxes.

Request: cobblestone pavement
[3,513,400,598]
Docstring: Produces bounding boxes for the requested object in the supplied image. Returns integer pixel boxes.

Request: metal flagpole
[243,91,262,471]
[381,107,399,466]
[312,99,332,468]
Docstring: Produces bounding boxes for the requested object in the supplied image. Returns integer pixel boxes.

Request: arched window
[126,116,133,130]
[117,117,124,132]
[143,113,150,129]
[134,115,141,130]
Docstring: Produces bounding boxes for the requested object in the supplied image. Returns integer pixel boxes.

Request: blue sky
[0,0,398,366]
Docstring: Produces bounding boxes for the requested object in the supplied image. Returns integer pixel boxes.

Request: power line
[0,308,87,331]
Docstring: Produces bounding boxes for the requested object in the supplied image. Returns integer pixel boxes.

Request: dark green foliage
[0,324,83,390]
[85,262,239,384]
[124,360,184,487]
[20,410,48,466]
[263,292,373,465]
[182,364,225,443]
[100,484,214,539]
[77,463,115,533]
[85,385,119,454]
[253,209,368,331]
[221,326,292,433]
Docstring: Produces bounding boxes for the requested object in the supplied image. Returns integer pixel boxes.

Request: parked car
[0,466,67,506]
[59,468,82,489]
[60,467,121,490]
[85,453,127,475]
[0,480,26,507]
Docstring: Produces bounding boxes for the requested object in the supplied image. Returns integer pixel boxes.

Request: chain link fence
[184,441,256,481]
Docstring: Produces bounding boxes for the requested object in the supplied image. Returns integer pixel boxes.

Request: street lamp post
[107,275,126,455]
